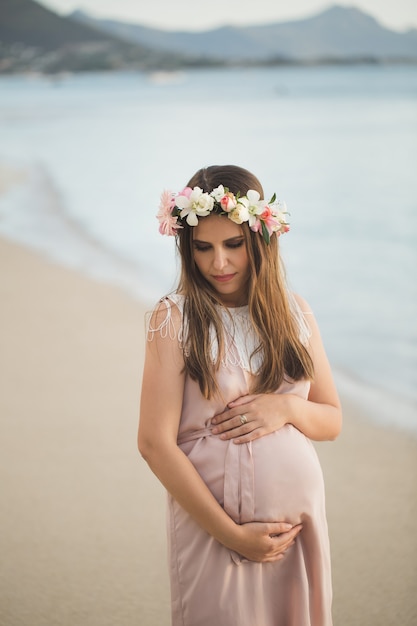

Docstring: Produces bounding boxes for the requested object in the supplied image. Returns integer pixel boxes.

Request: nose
[212,247,227,271]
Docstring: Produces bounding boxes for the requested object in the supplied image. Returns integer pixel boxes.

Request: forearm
[140,439,242,550]
[285,393,342,441]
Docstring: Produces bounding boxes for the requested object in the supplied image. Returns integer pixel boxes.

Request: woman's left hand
[211,394,292,444]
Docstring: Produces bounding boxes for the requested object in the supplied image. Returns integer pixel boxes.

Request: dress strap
[146,294,184,343]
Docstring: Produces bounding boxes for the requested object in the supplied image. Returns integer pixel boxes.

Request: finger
[232,427,265,444]
[283,524,303,539]
[265,535,297,561]
[273,531,299,550]
[218,423,259,440]
[213,414,252,434]
[211,409,233,425]
[269,523,303,539]
[270,533,299,555]
[267,522,294,534]
[212,408,245,426]
[227,394,256,408]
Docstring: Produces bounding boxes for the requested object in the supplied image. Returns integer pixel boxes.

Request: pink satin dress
[149,294,332,626]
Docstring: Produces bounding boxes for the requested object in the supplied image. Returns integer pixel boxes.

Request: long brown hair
[176,165,313,398]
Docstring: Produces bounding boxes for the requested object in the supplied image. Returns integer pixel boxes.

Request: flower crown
[157,185,290,244]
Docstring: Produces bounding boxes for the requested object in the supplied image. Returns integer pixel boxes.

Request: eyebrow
[193,236,245,245]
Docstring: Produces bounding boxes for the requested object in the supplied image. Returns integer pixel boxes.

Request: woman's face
[192,214,250,307]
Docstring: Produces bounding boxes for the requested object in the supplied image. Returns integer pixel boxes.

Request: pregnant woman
[138,164,342,626]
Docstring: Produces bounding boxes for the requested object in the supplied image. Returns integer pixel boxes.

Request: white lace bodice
[147,292,312,376]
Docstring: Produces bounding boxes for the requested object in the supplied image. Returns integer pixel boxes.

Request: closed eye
[226,239,244,249]
[193,237,245,252]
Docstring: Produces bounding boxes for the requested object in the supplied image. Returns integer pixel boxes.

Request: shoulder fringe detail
[146,295,184,345]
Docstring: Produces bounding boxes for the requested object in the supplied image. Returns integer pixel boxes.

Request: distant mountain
[1,0,416,73]
[0,0,120,49]
[0,0,198,73]
[71,5,417,62]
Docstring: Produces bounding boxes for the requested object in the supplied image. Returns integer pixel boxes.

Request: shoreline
[1,236,416,625]
[1,157,416,437]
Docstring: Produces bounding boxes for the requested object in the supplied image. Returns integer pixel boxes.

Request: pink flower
[157,189,181,236]
[260,205,277,234]
[250,218,262,233]
[219,192,237,212]
[178,186,192,199]
[250,204,290,237]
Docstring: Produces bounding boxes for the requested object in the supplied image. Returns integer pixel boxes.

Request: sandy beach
[1,236,416,626]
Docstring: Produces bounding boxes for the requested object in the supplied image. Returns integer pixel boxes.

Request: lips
[212,274,236,283]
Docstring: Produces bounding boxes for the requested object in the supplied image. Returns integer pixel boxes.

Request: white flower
[176,186,214,225]
[210,185,225,202]
[276,200,288,215]
[237,189,266,227]
[239,189,262,209]
[229,203,250,225]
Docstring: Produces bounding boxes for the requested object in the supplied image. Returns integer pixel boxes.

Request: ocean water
[0,66,416,433]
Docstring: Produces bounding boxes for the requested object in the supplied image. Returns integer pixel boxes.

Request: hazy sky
[37,0,417,32]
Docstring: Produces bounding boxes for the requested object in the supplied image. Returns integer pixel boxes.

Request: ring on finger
[240,414,248,425]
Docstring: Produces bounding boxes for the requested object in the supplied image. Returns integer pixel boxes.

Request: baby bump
[183,424,325,525]
[251,424,325,523]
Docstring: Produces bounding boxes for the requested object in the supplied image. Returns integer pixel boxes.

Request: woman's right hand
[230,521,303,562]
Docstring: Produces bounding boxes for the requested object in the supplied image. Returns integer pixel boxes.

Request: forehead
[193,214,243,241]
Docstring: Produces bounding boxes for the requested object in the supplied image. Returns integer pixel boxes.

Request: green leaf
[269,193,276,203]
[261,221,270,244]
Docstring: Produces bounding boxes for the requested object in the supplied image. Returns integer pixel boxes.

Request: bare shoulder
[290,292,323,346]
[144,298,185,374]
[291,292,313,315]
